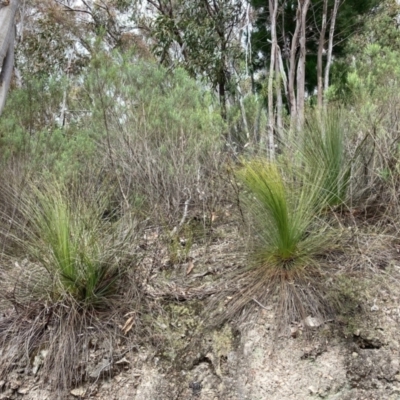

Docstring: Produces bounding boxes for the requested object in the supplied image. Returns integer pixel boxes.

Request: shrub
[0,75,98,181]
[84,52,226,227]
[1,51,227,231]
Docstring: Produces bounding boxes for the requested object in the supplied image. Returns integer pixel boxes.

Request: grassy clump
[216,158,337,331]
[8,179,136,308]
[0,177,140,393]
[301,109,352,207]
[237,160,327,266]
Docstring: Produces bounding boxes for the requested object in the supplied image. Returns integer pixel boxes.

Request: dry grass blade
[122,316,135,335]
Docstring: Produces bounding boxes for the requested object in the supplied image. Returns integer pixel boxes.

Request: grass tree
[301,109,357,208]
[0,176,140,393]
[217,158,337,331]
[295,108,370,207]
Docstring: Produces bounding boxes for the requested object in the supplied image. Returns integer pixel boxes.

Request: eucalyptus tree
[250,0,380,135]
[147,0,247,119]
[0,0,18,115]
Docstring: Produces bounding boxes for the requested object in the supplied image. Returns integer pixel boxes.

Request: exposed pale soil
[2,222,400,400]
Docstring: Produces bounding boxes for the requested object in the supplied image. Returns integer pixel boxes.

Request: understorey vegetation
[0,0,400,396]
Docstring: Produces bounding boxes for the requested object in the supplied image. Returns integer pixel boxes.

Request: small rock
[32,355,42,376]
[290,326,299,338]
[371,302,379,312]
[395,374,400,382]
[303,316,323,328]
[352,352,358,358]
[243,342,253,356]
[308,385,318,394]
[0,381,4,389]
[71,387,86,397]
[40,349,49,358]
[189,381,202,395]
[9,379,21,390]
[89,358,111,379]
[354,329,361,336]
[17,387,30,395]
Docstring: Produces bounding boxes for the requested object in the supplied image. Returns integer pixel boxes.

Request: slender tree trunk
[288,5,301,132]
[267,0,278,159]
[218,73,227,120]
[0,25,14,115]
[60,53,72,128]
[253,96,262,145]
[275,47,283,140]
[232,64,250,141]
[0,0,19,116]
[277,46,288,98]
[218,37,227,120]
[324,0,340,103]
[296,0,310,133]
[317,0,328,109]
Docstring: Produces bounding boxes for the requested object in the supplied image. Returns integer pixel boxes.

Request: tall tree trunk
[275,47,283,140]
[253,96,262,144]
[324,0,340,103]
[218,37,227,120]
[218,72,227,120]
[0,0,19,116]
[288,5,301,132]
[267,0,278,159]
[0,25,14,115]
[233,66,250,142]
[60,53,72,128]
[296,0,310,133]
[317,0,328,109]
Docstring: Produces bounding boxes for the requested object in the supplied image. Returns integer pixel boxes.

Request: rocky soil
[2,223,400,399]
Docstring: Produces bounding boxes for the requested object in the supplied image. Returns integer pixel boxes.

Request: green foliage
[84,51,225,224]
[330,1,400,103]
[236,159,330,272]
[6,179,137,309]
[250,0,380,94]
[210,158,338,330]
[17,15,77,77]
[1,49,225,205]
[301,109,352,207]
[327,4,400,202]
[0,76,63,141]
[0,75,98,180]
[151,0,244,86]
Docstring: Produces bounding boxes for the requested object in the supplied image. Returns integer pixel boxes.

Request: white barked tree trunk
[0,0,19,116]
